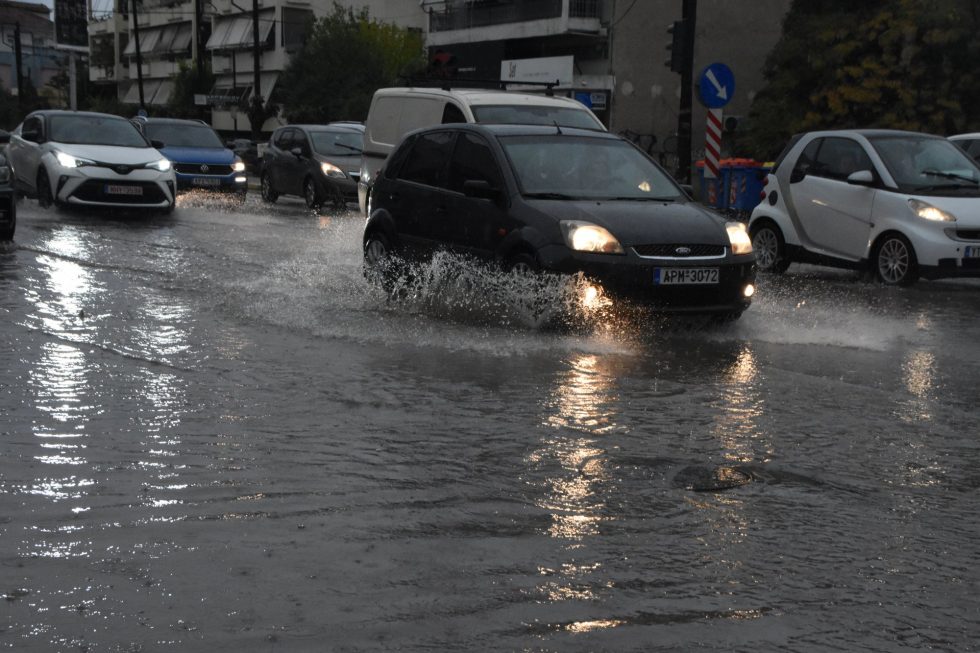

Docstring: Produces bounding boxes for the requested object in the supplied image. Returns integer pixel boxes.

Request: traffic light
[665,20,691,74]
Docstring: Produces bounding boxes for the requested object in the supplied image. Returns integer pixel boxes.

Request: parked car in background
[229,138,260,171]
[261,123,363,209]
[364,123,755,320]
[358,86,606,215]
[749,129,980,285]
[949,133,980,163]
[5,110,176,212]
[0,146,15,241]
[133,116,246,198]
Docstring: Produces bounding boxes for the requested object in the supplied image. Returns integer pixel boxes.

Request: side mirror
[462,179,499,200]
[225,141,235,149]
[846,169,875,186]
[678,183,694,197]
[151,139,165,149]
[789,167,807,184]
[290,147,303,158]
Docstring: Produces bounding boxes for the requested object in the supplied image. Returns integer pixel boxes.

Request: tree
[741,0,980,160]
[278,3,425,124]
[168,59,215,119]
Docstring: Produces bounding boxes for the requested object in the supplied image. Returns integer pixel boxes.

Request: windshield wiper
[333,143,363,154]
[913,183,979,192]
[922,169,978,184]
[524,192,581,200]
[605,196,677,202]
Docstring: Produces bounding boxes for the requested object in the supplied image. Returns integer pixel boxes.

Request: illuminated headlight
[55,151,95,168]
[909,199,955,222]
[321,162,346,178]
[0,166,10,184]
[561,220,624,254]
[147,158,172,172]
[232,160,246,173]
[726,221,753,255]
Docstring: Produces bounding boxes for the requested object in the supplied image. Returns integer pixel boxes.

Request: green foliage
[168,60,215,119]
[278,3,425,123]
[741,0,980,160]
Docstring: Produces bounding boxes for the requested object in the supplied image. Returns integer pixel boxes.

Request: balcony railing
[429,0,601,33]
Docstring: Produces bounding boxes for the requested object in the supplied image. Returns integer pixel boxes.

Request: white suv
[358,86,605,215]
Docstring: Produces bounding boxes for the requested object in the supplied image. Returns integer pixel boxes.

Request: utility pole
[131,0,146,111]
[676,0,696,184]
[248,0,262,141]
[194,0,204,75]
[14,22,24,107]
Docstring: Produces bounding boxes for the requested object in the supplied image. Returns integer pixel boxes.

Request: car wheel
[0,216,13,241]
[36,170,53,209]
[506,252,540,274]
[260,173,278,203]
[363,230,400,292]
[750,222,791,273]
[304,178,320,210]
[874,233,919,286]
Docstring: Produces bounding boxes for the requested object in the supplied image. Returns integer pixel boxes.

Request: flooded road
[2,195,979,652]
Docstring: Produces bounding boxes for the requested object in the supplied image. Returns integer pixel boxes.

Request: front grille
[174,163,234,176]
[71,180,167,204]
[955,230,980,240]
[633,243,726,258]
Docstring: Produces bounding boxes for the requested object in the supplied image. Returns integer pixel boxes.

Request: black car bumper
[315,176,359,200]
[537,244,756,313]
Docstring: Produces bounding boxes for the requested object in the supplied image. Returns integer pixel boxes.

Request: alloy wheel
[877,237,910,285]
[753,228,779,270]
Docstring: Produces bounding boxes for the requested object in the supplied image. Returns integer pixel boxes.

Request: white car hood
[52,142,163,166]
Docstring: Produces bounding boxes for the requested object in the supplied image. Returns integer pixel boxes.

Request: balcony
[427,0,603,46]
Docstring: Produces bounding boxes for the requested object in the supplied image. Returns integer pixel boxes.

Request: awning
[123,23,191,56]
[206,12,274,50]
[151,80,174,105]
[122,79,161,105]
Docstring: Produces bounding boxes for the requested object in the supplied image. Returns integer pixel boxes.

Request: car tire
[304,178,320,210]
[750,221,791,273]
[260,173,278,203]
[506,252,540,274]
[0,216,13,242]
[363,230,400,292]
[36,170,53,209]
[874,233,919,286]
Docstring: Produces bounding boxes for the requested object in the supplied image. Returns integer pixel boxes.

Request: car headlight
[909,198,955,222]
[147,158,172,172]
[560,220,625,254]
[321,162,346,179]
[55,151,95,168]
[232,159,246,173]
[726,221,753,255]
[0,166,10,184]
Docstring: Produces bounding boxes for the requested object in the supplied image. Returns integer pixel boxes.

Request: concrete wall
[610,0,789,159]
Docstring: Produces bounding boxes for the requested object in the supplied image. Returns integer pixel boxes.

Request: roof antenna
[553,120,563,135]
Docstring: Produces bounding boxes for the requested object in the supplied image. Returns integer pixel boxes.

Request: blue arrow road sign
[698,63,735,109]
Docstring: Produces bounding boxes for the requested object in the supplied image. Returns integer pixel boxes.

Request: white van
[358,86,605,214]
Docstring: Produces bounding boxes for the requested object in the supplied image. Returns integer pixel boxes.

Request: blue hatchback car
[132,117,247,197]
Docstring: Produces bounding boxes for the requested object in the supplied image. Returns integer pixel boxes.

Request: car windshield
[501,135,682,201]
[473,105,603,131]
[145,122,225,148]
[311,131,363,156]
[49,115,148,148]
[869,135,980,194]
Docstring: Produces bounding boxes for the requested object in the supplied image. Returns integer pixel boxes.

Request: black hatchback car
[261,123,363,209]
[363,124,756,318]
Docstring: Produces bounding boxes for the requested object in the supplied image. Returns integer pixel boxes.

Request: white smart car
[749,129,980,285]
[6,110,176,212]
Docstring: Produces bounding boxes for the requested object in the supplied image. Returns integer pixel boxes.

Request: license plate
[104,184,142,196]
[965,246,980,258]
[192,177,221,187]
[654,267,719,285]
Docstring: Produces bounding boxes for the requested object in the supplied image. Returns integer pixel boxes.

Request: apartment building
[0,1,60,100]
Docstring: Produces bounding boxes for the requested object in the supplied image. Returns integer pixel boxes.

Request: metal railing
[429,0,601,33]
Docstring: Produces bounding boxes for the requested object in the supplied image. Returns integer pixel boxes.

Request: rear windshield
[472,105,603,131]
[311,130,363,156]
[50,115,148,148]
[145,122,225,149]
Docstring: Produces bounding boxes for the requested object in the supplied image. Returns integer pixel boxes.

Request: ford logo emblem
[200,164,209,173]
[675,246,692,256]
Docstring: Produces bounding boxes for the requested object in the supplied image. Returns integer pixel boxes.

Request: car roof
[136,117,210,126]
[409,122,621,141]
[279,124,364,134]
[374,87,588,109]
[28,110,130,121]
[801,128,946,140]
[949,133,980,140]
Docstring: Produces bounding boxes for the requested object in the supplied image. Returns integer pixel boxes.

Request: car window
[294,131,311,154]
[145,122,224,148]
[311,131,363,156]
[501,135,682,200]
[396,131,454,188]
[49,115,148,147]
[791,138,822,180]
[442,103,466,124]
[957,139,980,160]
[471,105,603,131]
[22,116,42,139]
[811,137,873,181]
[870,135,980,193]
[273,129,293,150]
[448,133,503,192]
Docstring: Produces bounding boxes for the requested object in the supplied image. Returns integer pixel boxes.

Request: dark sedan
[363,124,756,319]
